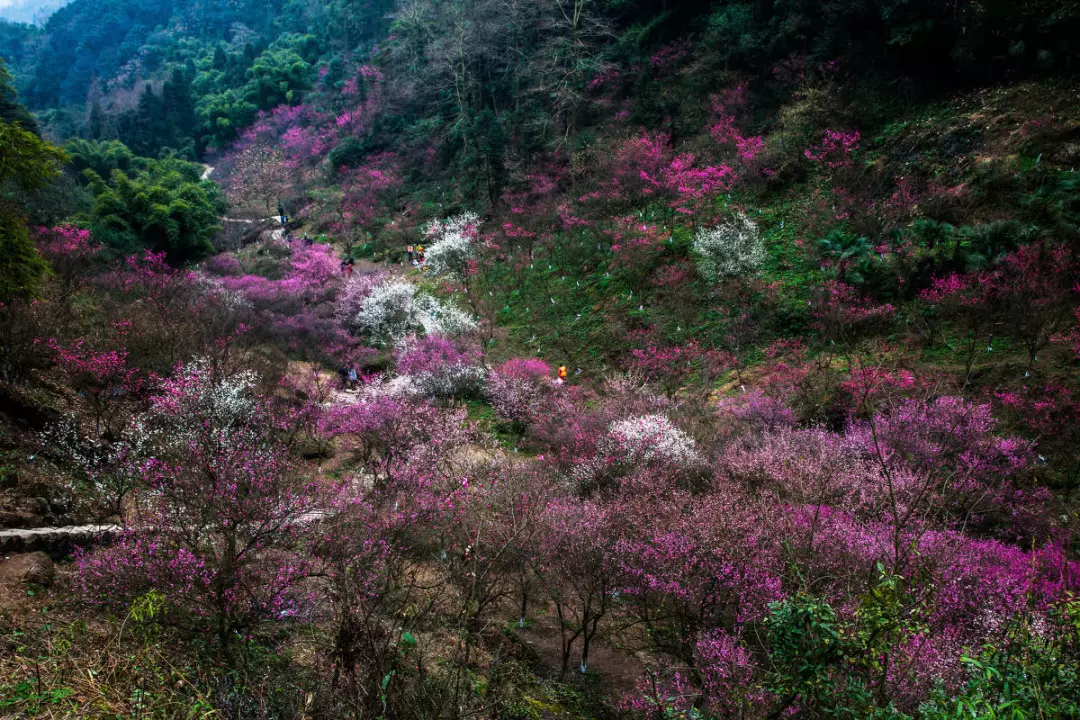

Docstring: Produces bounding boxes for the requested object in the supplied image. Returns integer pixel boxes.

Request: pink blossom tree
[74,360,327,653]
[534,498,621,676]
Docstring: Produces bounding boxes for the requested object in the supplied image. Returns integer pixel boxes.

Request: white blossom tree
[351,280,477,345]
[692,212,765,282]
[423,211,480,279]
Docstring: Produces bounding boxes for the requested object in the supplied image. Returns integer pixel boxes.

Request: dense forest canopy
[1,1,1080,718]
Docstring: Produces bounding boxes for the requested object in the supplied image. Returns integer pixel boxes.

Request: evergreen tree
[0,58,37,134]
[0,118,67,302]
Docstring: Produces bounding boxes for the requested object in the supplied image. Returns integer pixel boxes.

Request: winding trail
[0,511,332,553]
[0,524,121,552]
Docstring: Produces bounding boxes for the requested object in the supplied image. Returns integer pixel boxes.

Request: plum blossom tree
[225,140,293,216]
[692,212,765,282]
[74,360,326,653]
[45,337,149,439]
[395,335,486,400]
[348,279,477,345]
[572,412,706,496]
[629,341,733,398]
[534,498,620,676]
[423,212,480,279]
[485,358,554,434]
[982,243,1076,367]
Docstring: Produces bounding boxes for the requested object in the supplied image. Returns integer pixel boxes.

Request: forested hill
[0,0,391,151]
[2,0,1079,158]
[3,1,1080,718]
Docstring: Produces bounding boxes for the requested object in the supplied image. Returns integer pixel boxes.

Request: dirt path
[513,606,647,698]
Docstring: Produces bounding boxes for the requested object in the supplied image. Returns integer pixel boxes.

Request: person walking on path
[348,366,359,391]
[407,245,415,264]
[338,365,349,390]
[557,365,568,385]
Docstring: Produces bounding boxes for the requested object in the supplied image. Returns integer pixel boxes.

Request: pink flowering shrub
[715,389,796,437]
[804,129,861,168]
[921,244,1076,366]
[202,253,243,277]
[46,337,149,438]
[327,392,473,488]
[630,629,761,718]
[629,341,733,398]
[74,361,327,648]
[394,336,485,400]
[811,280,895,342]
[579,132,735,215]
[485,358,554,432]
[533,498,621,676]
[36,225,102,289]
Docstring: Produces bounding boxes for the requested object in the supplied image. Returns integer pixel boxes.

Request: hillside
[1,1,1080,719]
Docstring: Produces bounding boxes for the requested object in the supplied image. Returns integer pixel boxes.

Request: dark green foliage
[244,41,313,110]
[763,572,922,719]
[112,70,199,159]
[321,0,396,51]
[328,137,370,172]
[195,87,259,150]
[1024,170,1080,244]
[921,600,1080,719]
[699,0,1080,87]
[0,213,51,303]
[65,138,136,178]
[817,230,874,284]
[0,58,35,133]
[0,117,66,302]
[74,142,226,263]
[901,219,1032,276]
[17,0,287,110]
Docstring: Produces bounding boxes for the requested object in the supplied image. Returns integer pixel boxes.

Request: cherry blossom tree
[74,360,327,653]
[534,498,620,676]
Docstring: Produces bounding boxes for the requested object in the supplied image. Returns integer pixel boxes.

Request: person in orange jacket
[557,365,568,385]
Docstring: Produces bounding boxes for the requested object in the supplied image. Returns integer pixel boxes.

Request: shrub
[395,336,486,400]
[692,212,765,281]
[572,413,707,495]
[73,360,325,651]
[349,279,476,345]
[423,212,480,279]
[485,358,554,431]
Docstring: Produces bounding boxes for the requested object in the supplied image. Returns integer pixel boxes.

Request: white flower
[571,413,704,489]
[335,272,387,328]
[191,272,253,312]
[359,375,421,400]
[692,212,765,281]
[353,280,476,344]
[423,212,480,279]
[607,414,703,467]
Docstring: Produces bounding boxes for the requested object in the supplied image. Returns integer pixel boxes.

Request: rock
[48,496,71,514]
[22,497,50,516]
[0,552,55,587]
[0,510,40,529]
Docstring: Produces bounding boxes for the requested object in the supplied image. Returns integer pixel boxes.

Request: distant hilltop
[0,0,69,25]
